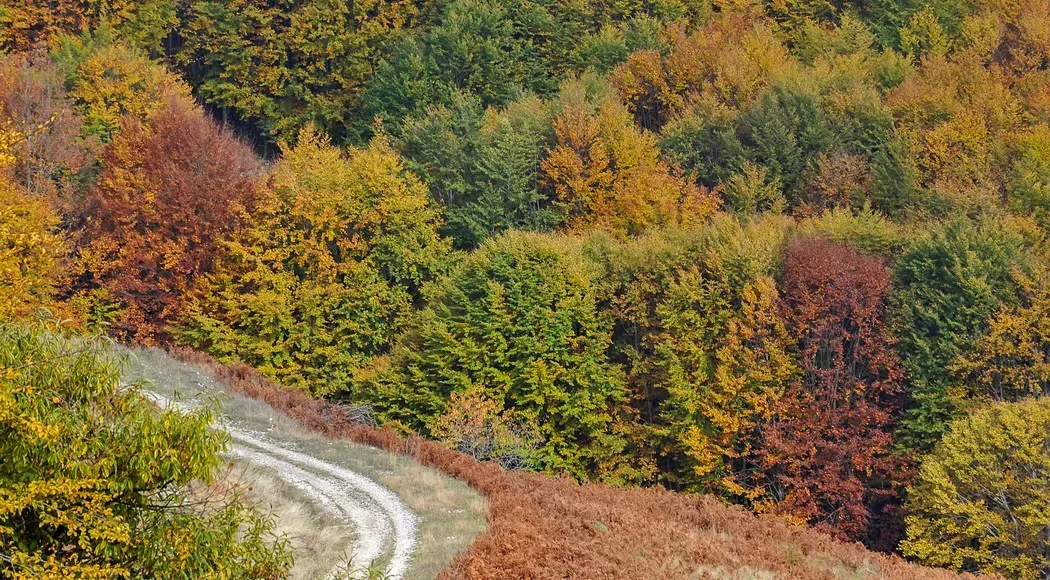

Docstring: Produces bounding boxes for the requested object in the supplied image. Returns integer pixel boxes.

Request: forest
[1,0,1049,577]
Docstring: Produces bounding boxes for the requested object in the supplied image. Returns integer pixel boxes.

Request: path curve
[149,392,418,579]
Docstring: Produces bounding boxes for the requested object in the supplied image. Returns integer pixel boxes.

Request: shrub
[429,388,539,471]
[0,324,292,578]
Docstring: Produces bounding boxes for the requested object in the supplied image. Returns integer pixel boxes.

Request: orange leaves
[611,15,789,130]
[753,239,912,550]
[541,84,717,238]
[75,96,263,343]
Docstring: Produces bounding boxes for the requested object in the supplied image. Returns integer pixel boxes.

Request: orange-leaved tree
[541,77,717,238]
[753,238,911,552]
[74,96,263,343]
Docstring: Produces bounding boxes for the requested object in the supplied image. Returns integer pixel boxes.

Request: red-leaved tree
[754,238,911,551]
[74,96,263,342]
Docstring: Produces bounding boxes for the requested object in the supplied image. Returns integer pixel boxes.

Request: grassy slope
[163,349,992,580]
[122,347,488,580]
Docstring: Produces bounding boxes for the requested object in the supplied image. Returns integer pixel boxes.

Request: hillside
[125,347,487,579]
[3,0,1050,578]
[176,349,988,580]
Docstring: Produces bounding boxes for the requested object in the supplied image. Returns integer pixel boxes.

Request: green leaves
[375,231,630,481]
[891,219,1029,451]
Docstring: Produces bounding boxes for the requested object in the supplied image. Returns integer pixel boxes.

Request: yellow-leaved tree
[901,397,1050,580]
[541,77,718,237]
[0,116,66,320]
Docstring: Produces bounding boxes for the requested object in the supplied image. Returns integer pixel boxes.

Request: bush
[0,323,292,578]
[429,388,539,471]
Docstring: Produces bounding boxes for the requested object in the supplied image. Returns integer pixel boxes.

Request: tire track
[148,392,418,579]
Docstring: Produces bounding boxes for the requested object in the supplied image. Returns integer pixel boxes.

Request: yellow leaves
[64,39,188,140]
[612,16,789,126]
[542,81,717,237]
[951,281,1050,402]
[902,397,1050,578]
[0,174,66,319]
[0,121,23,168]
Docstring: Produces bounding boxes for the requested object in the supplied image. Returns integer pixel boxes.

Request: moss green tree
[374,231,634,482]
[891,219,1028,452]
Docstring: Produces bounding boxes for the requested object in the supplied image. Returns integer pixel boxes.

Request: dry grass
[122,347,488,580]
[164,348,991,580]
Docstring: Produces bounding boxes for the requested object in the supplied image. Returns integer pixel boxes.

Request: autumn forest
[2,0,1050,578]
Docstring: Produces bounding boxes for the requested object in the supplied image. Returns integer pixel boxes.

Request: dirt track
[148,392,419,579]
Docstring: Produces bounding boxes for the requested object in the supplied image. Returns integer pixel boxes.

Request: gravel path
[149,392,419,579]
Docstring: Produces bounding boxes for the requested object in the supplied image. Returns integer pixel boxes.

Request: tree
[741,84,833,197]
[754,238,911,551]
[612,15,789,131]
[901,397,1050,580]
[178,127,449,397]
[541,77,717,237]
[428,387,539,471]
[0,323,292,578]
[720,161,786,216]
[374,231,633,482]
[397,92,558,248]
[951,278,1050,402]
[0,0,176,54]
[891,220,1028,452]
[0,52,98,201]
[52,29,186,142]
[1007,125,1050,223]
[587,216,793,490]
[657,273,797,495]
[0,174,65,321]
[75,96,263,343]
[175,0,432,144]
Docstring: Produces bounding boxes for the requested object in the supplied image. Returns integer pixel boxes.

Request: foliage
[611,15,790,131]
[753,238,911,551]
[891,219,1028,452]
[429,387,539,471]
[0,175,65,320]
[0,52,98,201]
[174,0,432,145]
[951,277,1050,403]
[0,323,291,578]
[397,92,558,248]
[720,161,786,216]
[541,77,718,237]
[74,96,263,343]
[374,231,633,482]
[177,127,449,397]
[51,29,186,142]
[901,397,1050,580]
[586,216,793,491]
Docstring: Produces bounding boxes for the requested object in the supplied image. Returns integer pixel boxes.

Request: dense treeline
[2,0,1050,577]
